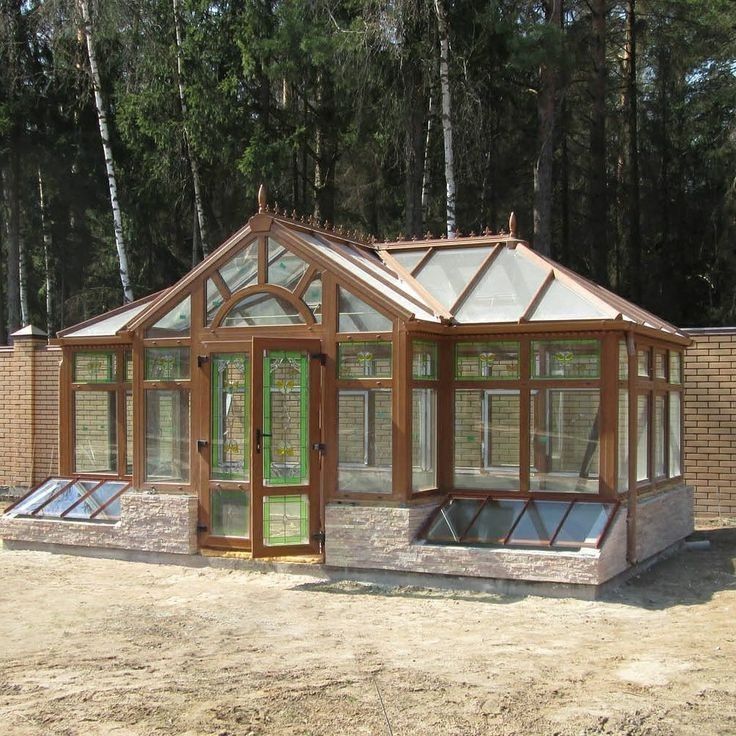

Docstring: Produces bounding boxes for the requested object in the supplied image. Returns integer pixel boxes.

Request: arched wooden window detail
[212,285,315,328]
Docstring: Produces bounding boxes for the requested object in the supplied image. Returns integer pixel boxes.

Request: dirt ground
[1,526,735,736]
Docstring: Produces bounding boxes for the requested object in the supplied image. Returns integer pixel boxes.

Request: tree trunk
[191,199,199,267]
[421,95,433,220]
[2,152,21,334]
[313,70,336,223]
[77,0,134,303]
[588,0,608,284]
[533,0,562,257]
[625,0,641,301]
[172,0,210,257]
[434,0,456,238]
[38,167,54,336]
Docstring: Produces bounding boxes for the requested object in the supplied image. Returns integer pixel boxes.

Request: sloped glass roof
[413,246,489,310]
[61,301,152,338]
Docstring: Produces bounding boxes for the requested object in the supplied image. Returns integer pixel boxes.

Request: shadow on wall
[294,525,736,611]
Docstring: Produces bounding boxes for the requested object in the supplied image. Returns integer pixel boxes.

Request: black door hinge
[197,355,210,368]
[197,523,208,533]
[312,442,326,455]
[197,439,209,450]
[312,530,326,549]
[310,352,326,366]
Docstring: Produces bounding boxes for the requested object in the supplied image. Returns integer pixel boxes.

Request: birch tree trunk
[2,154,21,334]
[533,0,562,257]
[434,0,456,239]
[18,227,27,326]
[38,167,54,336]
[77,0,134,303]
[421,95,433,219]
[172,0,210,257]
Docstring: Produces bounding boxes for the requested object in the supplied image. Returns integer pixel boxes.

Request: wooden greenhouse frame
[50,194,689,563]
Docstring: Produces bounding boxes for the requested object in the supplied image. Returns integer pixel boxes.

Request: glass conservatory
[1,198,692,585]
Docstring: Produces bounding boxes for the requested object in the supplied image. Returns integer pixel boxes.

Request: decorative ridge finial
[258,183,267,213]
[509,211,517,237]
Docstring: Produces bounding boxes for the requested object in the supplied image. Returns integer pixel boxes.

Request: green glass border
[144,347,190,380]
[211,353,250,481]
[454,341,520,380]
[338,341,393,379]
[263,494,309,546]
[73,351,117,383]
[530,339,600,379]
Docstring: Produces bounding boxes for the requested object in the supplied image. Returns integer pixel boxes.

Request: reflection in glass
[145,389,190,482]
[654,394,666,477]
[211,489,250,538]
[222,293,305,327]
[509,501,569,544]
[553,503,610,546]
[145,347,190,380]
[145,295,191,338]
[414,246,489,311]
[531,339,599,378]
[338,341,392,378]
[338,287,392,332]
[303,275,323,323]
[412,389,437,491]
[412,341,438,379]
[74,351,116,383]
[74,391,117,473]
[219,242,259,293]
[455,341,519,379]
[425,498,483,542]
[464,499,525,543]
[637,394,649,481]
[669,392,682,476]
[267,238,308,290]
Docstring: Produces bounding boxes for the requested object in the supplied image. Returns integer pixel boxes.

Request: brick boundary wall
[683,328,736,519]
[0,331,60,495]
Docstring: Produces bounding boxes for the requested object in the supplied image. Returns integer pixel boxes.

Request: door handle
[255,428,272,453]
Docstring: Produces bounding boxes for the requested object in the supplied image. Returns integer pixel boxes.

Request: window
[455,341,519,380]
[338,287,392,332]
[145,389,190,482]
[669,392,682,477]
[338,389,392,493]
[145,296,191,338]
[617,390,629,491]
[412,388,437,491]
[338,341,392,378]
[211,354,250,481]
[412,341,438,379]
[74,391,117,473]
[145,347,190,380]
[222,292,305,327]
[636,394,650,482]
[267,238,308,290]
[654,394,667,478]
[532,339,599,379]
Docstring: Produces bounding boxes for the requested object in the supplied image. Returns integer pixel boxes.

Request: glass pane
[145,389,190,482]
[126,390,133,475]
[391,249,428,273]
[553,502,611,547]
[145,347,190,380]
[263,351,309,486]
[211,354,250,481]
[508,501,570,544]
[454,390,520,491]
[637,394,650,481]
[455,341,519,380]
[219,241,258,293]
[303,275,322,323]
[267,238,309,290]
[73,352,116,383]
[529,278,608,321]
[338,389,392,493]
[669,352,682,384]
[530,389,600,493]
[414,246,490,310]
[145,295,191,338]
[125,350,133,381]
[412,388,437,491]
[532,339,600,379]
[412,341,438,379]
[222,293,305,327]
[464,499,525,543]
[654,394,666,477]
[74,391,117,473]
[65,480,128,520]
[454,246,548,322]
[669,392,682,476]
[211,488,250,538]
[338,341,392,379]
[338,287,392,332]
[655,352,667,380]
[34,480,95,518]
[5,478,74,517]
[263,494,309,546]
[205,278,226,325]
[619,341,628,380]
[425,498,483,542]
[637,349,651,377]
[617,389,629,492]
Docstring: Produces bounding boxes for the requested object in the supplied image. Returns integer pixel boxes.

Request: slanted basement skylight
[4,477,131,523]
[423,496,617,550]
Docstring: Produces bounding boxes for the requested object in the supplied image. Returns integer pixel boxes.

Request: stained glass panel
[338,341,392,378]
[455,341,519,380]
[211,354,250,481]
[263,494,309,546]
[262,350,309,486]
[531,339,600,379]
[73,352,116,383]
[145,347,190,380]
[412,340,438,379]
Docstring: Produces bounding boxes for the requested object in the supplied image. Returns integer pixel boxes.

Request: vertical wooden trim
[519,337,531,493]
[393,321,410,500]
[59,347,73,476]
[257,235,267,285]
[322,272,338,502]
[250,336,264,554]
[132,332,145,487]
[626,331,638,564]
[599,333,618,498]
[190,282,207,546]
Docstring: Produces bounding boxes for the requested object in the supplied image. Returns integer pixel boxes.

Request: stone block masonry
[683,329,736,518]
[0,493,198,555]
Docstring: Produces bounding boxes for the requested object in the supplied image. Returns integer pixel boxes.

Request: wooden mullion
[458,496,489,543]
[90,482,132,519]
[60,479,105,518]
[549,500,575,546]
[411,248,435,276]
[518,270,555,323]
[500,498,531,544]
[450,244,502,314]
[257,235,267,284]
[211,269,231,301]
[29,478,77,516]
[519,337,531,493]
[392,322,411,500]
[599,333,619,498]
[294,264,318,298]
[626,331,638,563]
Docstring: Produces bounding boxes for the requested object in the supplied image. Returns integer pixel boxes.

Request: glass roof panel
[413,247,490,309]
[222,293,305,327]
[267,238,309,290]
[66,481,128,520]
[425,498,483,543]
[338,287,392,332]
[553,502,612,547]
[205,278,226,325]
[4,478,74,517]
[529,278,609,321]
[219,241,259,293]
[63,301,151,338]
[391,249,428,273]
[455,247,548,323]
[463,499,525,543]
[508,501,569,544]
[145,295,191,338]
[34,480,101,517]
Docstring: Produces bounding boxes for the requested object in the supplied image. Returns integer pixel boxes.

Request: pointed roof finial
[509,211,517,237]
[258,183,267,213]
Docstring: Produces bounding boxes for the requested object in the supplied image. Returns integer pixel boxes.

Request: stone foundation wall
[635,485,694,562]
[0,492,197,555]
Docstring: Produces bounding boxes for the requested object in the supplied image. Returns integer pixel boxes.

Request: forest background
[0,0,734,342]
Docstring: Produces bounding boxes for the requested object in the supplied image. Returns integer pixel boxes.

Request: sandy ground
[0,527,735,736]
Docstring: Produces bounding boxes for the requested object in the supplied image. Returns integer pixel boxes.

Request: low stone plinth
[0,492,198,555]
